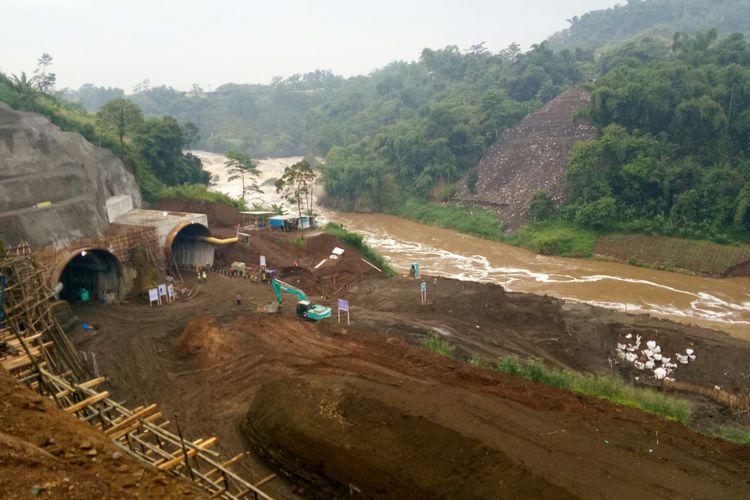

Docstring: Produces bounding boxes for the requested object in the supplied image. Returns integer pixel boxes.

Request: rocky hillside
[456,88,596,229]
[0,103,141,248]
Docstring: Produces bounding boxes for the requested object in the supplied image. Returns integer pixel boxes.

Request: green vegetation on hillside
[547,0,750,53]
[495,355,692,424]
[57,43,587,210]
[420,334,693,425]
[321,44,586,211]
[595,234,750,274]
[0,64,210,202]
[561,31,750,241]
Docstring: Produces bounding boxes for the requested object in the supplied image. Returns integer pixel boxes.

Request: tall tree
[224,151,260,205]
[275,160,317,217]
[34,53,55,93]
[96,99,143,155]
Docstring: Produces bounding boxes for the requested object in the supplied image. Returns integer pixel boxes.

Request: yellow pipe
[196,236,239,245]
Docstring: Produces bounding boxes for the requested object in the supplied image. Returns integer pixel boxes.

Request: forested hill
[547,0,750,52]
[61,44,585,160]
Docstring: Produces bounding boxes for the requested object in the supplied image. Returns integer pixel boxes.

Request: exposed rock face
[460,88,596,229]
[0,103,141,248]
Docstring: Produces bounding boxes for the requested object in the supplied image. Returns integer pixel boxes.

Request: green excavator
[271,278,332,321]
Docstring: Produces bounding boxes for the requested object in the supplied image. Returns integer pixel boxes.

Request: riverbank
[333,212,750,337]
[183,149,750,277]
[365,199,750,277]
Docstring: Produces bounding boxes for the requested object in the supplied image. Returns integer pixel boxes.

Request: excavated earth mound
[0,103,141,247]
[457,88,596,229]
[0,369,204,499]
[230,318,750,500]
[213,231,383,296]
[244,377,575,499]
[72,271,750,499]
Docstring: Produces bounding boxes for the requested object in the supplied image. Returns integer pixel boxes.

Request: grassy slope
[422,333,750,446]
[594,234,750,275]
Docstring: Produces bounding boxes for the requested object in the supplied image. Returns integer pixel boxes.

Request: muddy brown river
[196,150,750,339]
[330,213,750,339]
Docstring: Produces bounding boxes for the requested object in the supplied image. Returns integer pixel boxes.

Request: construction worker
[202,271,207,282]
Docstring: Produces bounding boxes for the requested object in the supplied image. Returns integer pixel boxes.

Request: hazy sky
[2,0,622,92]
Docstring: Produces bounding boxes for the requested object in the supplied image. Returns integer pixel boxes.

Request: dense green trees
[527,191,556,222]
[134,116,209,186]
[565,31,750,239]
[61,84,124,111]
[320,44,575,210]
[547,0,750,53]
[96,99,143,155]
[0,69,210,200]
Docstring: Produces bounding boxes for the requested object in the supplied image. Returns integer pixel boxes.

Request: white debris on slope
[614,335,697,381]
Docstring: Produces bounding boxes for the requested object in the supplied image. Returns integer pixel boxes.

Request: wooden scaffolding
[0,244,274,499]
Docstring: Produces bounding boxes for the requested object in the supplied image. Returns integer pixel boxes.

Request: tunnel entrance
[58,249,122,303]
[169,223,215,269]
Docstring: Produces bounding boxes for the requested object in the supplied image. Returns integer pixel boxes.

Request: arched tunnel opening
[169,223,215,269]
[58,249,122,303]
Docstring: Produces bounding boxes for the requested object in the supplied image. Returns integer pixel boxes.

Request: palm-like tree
[11,72,41,110]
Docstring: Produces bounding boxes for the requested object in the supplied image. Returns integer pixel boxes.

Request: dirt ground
[67,234,750,499]
[0,369,206,499]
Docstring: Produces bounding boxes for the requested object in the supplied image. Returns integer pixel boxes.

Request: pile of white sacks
[615,333,696,381]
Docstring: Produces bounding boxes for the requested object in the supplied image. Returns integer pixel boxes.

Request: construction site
[2,194,750,498]
[3,99,750,499]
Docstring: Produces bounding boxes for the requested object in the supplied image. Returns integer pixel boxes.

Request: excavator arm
[271,279,307,304]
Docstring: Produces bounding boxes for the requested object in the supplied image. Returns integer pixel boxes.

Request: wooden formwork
[0,245,274,499]
[40,369,274,499]
[0,242,87,382]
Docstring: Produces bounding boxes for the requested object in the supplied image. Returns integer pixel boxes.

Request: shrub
[707,425,750,446]
[507,222,597,257]
[422,332,456,358]
[158,184,245,210]
[495,355,522,375]
[528,190,556,222]
[468,354,484,367]
[494,355,692,424]
[466,169,479,195]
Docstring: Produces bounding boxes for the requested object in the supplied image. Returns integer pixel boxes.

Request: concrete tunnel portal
[166,222,216,269]
[54,248,123,303]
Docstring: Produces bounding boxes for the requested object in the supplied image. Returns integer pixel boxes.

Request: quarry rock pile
[458,87,596,229]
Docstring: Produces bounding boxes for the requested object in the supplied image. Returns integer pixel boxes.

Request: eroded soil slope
[0,369,205,499]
